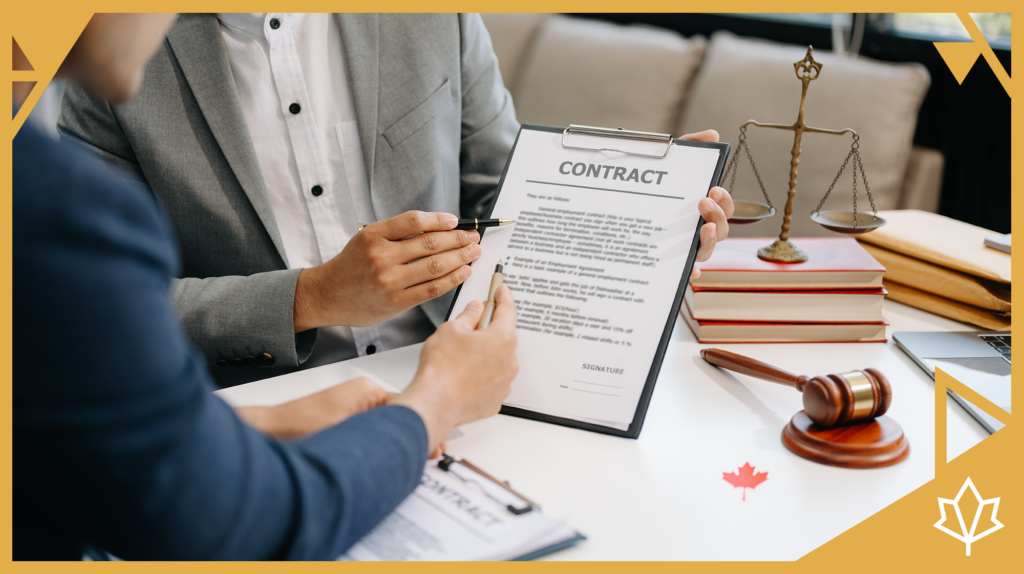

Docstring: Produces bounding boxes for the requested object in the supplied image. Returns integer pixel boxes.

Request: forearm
[79,392,429,559]
[293,266,328,333]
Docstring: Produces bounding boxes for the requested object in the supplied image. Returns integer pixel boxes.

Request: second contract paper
[449,126,726,431]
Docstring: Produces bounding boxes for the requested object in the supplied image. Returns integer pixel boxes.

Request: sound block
[782,411,910,469]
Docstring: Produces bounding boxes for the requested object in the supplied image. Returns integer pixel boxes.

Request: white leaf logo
[934,477,1004,556]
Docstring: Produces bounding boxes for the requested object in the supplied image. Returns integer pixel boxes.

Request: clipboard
[445,124,731,439]
[437,454,538,515]
[436,454,587,560]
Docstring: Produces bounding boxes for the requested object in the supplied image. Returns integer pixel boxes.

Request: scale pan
[728,201,776,224]
[810,210,887,235]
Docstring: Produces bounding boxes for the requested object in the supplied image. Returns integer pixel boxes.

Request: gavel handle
[700,348,808,391]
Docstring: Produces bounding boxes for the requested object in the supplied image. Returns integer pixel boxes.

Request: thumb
[680,129,720,143]
[488,285,518,333]
[451,300,484,330]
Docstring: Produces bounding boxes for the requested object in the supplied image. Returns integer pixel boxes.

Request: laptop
[893,331,1011,433]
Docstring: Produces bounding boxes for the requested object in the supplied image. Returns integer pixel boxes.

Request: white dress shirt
[218,13,436,367]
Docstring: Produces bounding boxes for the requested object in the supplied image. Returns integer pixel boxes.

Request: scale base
[782,411,910,469]
[757,239,808,263]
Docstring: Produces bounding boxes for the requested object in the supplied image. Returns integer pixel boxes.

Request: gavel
[700,348,891,428]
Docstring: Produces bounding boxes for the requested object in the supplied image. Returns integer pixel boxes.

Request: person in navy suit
[13,14,519,560]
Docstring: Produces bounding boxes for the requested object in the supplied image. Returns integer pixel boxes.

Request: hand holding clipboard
[445,124,731,437]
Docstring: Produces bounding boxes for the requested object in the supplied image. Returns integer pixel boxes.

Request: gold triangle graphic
[934,41,982,85]
[935,367,1012,472]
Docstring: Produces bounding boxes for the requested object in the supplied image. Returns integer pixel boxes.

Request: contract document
[340,457,583,561]
[448,125,729,437]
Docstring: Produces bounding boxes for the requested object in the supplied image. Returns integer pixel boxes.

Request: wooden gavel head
[793,369,892,428]
[700,348,892,428]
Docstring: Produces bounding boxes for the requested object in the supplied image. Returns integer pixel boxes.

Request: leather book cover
[691,237,884,290]
[680,301,889,343]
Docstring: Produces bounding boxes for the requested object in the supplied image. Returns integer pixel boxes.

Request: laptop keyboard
[979,334,1011,363]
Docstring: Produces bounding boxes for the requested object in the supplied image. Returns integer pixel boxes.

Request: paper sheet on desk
[449,128,721,428]
[339,460,578,561]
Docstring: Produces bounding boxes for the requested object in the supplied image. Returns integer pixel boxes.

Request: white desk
[217,300,989,560]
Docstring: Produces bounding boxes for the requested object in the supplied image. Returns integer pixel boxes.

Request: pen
[477,260,504,330]
[357,218,515,231]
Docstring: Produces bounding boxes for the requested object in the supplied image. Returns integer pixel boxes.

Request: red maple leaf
[723,462,768,501]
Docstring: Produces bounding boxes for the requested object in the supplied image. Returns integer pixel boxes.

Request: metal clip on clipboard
[438,454,538,515]
[561,124,674,159]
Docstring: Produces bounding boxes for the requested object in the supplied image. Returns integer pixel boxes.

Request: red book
[691,238,885,290]
[685,285,887,323]
[681,301,888,343]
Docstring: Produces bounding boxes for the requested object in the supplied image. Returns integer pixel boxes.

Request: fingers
[333,378,391,410]
[487,285,518,334]
[404,243,482,285]
[709,186,734,220]
[403,266,474,306]
[311,378,390,418]
[699,195,730,242]
[680,129,720,143]
[695,221,718,262]
[451,299,485,330]
[690,266,702,280]
[371,211,458,241]
[428,442,447,460]
[401,229,480,262]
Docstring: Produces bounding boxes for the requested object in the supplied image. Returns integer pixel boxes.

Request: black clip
[437,454,537,515]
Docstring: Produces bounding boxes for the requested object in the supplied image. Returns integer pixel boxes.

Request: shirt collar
[217,13,270,37]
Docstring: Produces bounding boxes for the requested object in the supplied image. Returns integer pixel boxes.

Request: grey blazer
[58,13,519,387]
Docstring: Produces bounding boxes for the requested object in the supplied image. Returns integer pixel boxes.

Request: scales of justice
[722,45,886,263]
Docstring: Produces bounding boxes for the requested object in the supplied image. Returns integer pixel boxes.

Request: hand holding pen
[390,282,519,453]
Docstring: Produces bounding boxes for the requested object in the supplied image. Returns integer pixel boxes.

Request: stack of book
[682,238,887,343]
[855,210,1010,331]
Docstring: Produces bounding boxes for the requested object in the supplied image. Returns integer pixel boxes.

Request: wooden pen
[477,260,504,330]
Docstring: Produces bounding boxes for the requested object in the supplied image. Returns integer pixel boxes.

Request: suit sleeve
[13,136,426,560]
[457,13,521,218]
[59,79,317,373]
[171,272,317,370]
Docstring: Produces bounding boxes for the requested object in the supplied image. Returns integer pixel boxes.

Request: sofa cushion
[512,15,706,134]
[480,13,552,93]
[680,31,930,238]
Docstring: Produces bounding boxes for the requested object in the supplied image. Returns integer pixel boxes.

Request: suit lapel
[336,14,379,202]
[166,14,289,265]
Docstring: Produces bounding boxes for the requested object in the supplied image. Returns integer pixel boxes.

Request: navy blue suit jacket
[13,123,427,560]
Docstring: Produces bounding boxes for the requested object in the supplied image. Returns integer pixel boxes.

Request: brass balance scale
[722,46,886,263]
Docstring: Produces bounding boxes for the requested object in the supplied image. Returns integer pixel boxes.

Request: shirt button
[269,18,281,30]
[366,344,377,355]
[259,352,275,366]
[289,103,301,115]
[243,354,259,367]
[229,357,244,367]
[216,359,229,368]
[311,185,323,197]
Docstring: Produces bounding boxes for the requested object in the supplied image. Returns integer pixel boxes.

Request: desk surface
[216,300,990,560]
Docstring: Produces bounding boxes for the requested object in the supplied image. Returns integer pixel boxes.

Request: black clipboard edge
[444,124,731,439]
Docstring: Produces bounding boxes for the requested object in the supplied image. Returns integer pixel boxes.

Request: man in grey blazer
[59,13,734,388]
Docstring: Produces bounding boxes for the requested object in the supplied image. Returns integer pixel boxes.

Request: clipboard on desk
[445,124,730,439]
[341,454,585,561]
